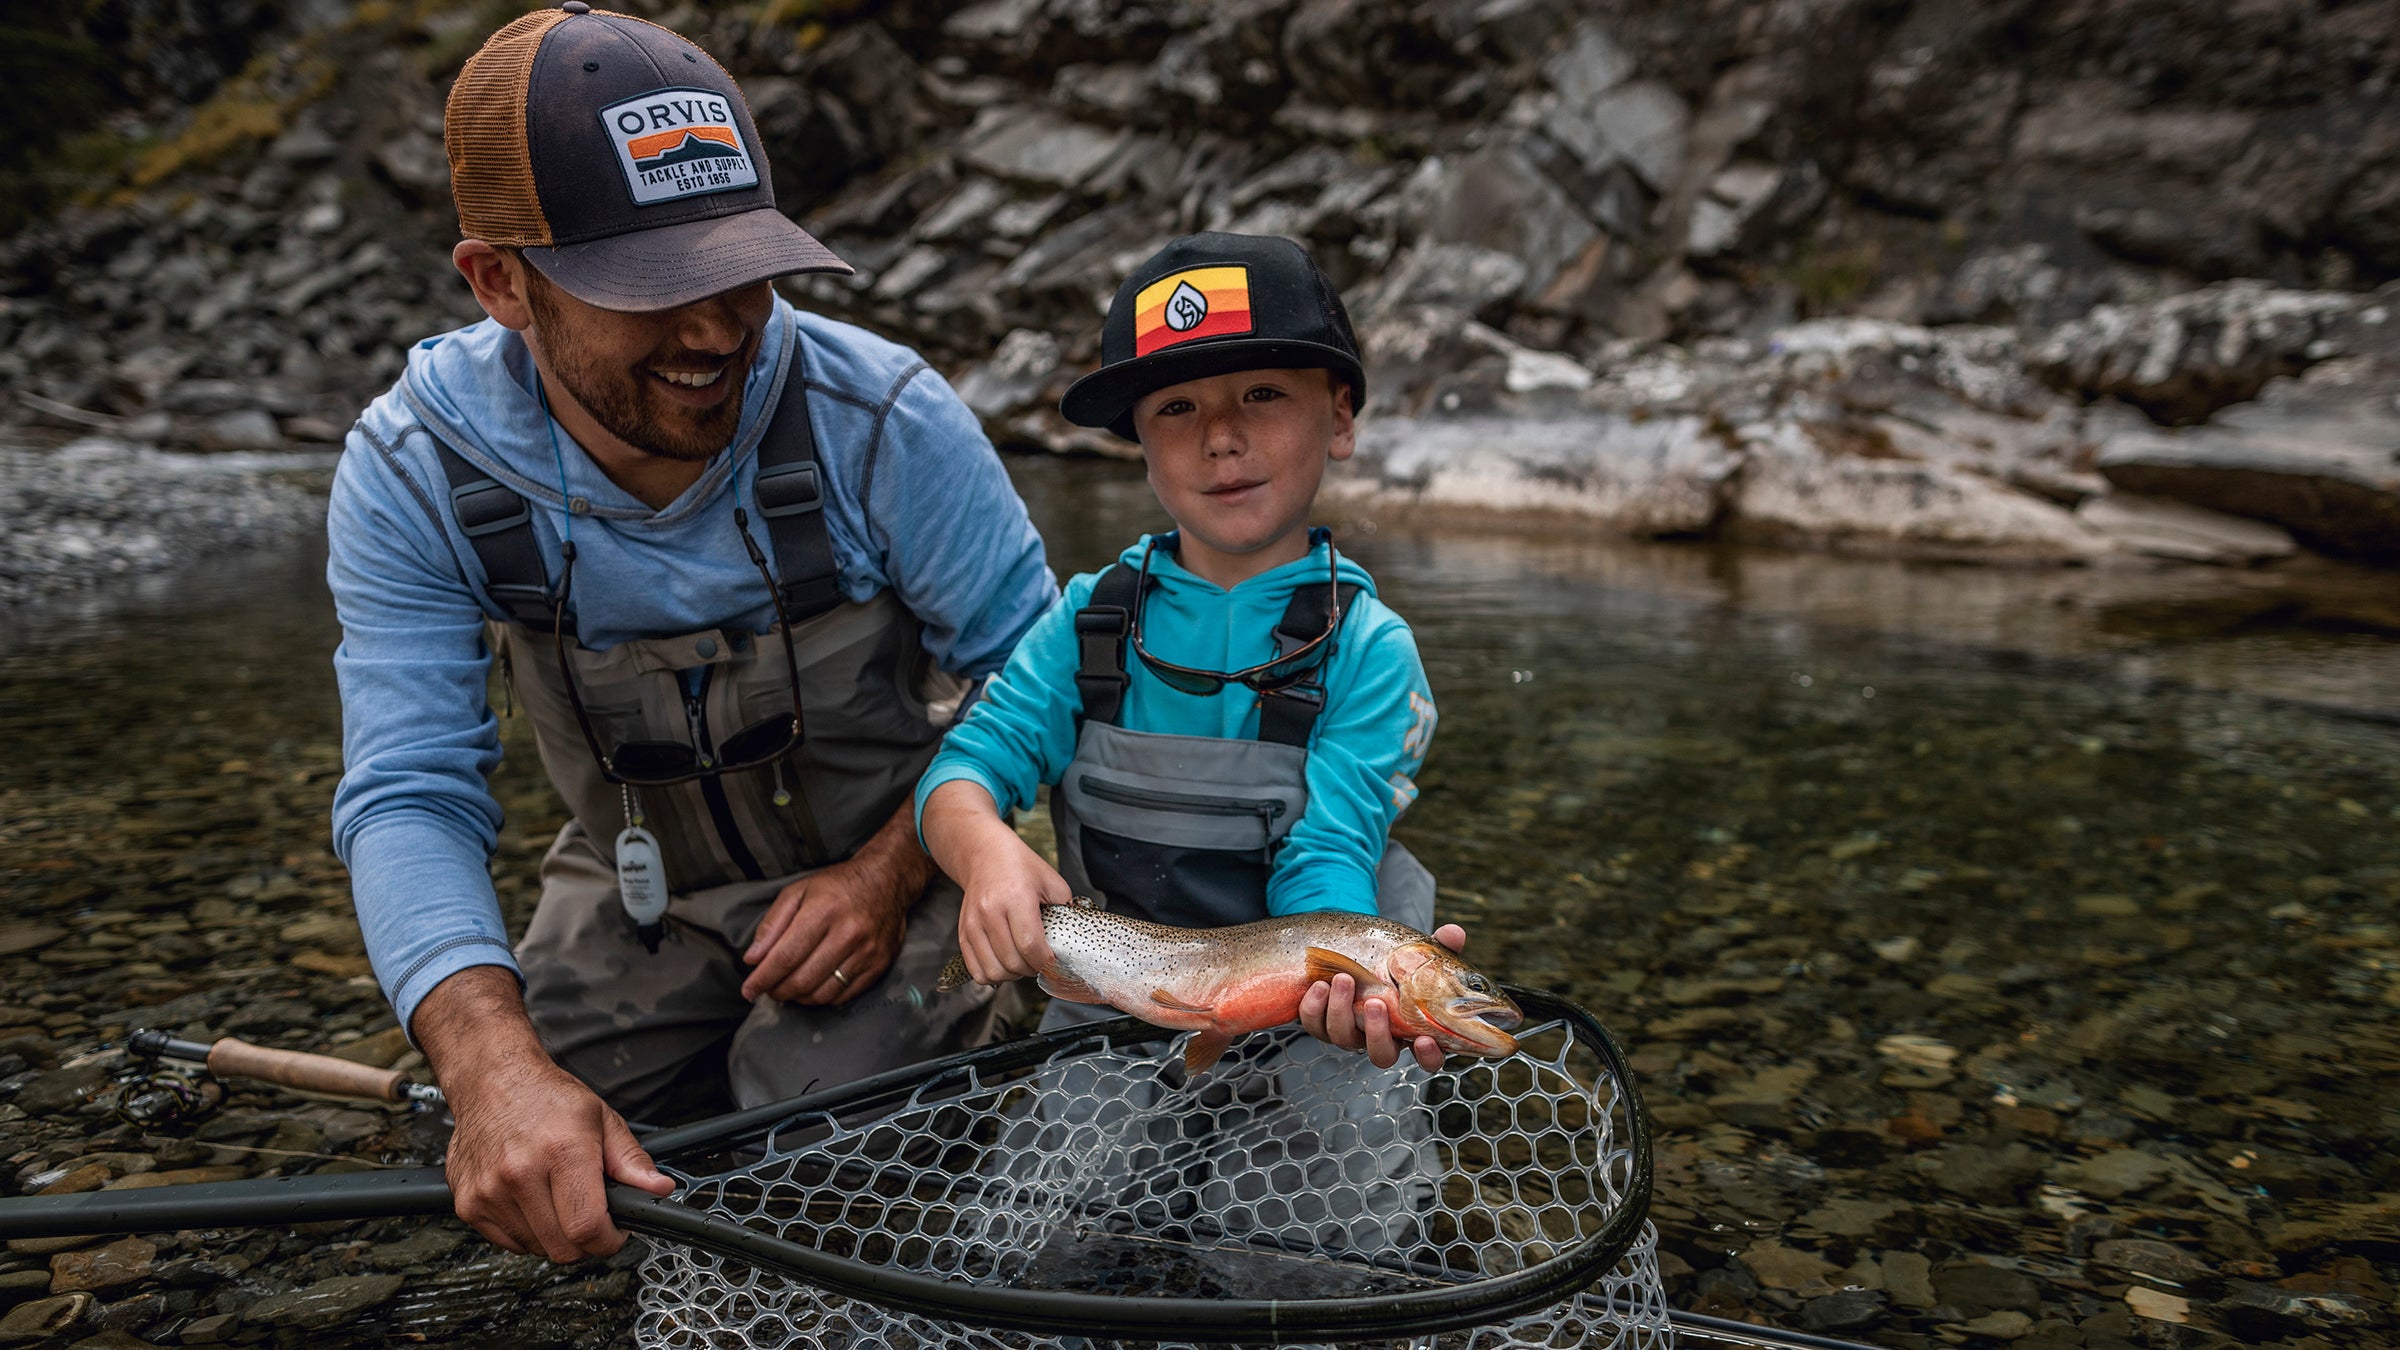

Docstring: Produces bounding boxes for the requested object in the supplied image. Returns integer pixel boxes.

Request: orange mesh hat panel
[444,8,569,246]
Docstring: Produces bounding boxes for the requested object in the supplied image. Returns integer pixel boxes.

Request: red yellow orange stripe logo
[625,125,742,162]
[1134,266,1252,356]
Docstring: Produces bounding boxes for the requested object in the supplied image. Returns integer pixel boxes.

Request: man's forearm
[412,965,549,1090]
[853,798,936,906]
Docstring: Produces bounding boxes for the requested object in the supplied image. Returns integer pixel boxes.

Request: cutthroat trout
[938,900,1523,1075]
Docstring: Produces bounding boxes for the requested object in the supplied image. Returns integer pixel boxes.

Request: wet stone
[359,1228,463,1271]
[85,1289,167,1333]
[175,1312,238,1344]
[12,1064,111,1116]
[49,1238,156,1294]
[1936,1261,2045,1316]
[2092,1238,2216,1283]
[238,1274,401,1330]
[0,1269,50,1303]
[1800,1287,1888,1332]
[0,1291,93,1340]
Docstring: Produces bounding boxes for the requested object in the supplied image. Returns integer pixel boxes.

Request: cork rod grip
[206,1038,410,1102]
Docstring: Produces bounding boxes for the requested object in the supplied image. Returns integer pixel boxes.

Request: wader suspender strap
[432,380,843,633]
[1073,564,1140,726]
[1069,565,1362,746]
[751,381,845,622]
[433,441,572,635]
[1255,581,1362,747]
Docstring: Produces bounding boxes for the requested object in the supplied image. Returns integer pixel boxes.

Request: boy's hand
[924,779,1073,985]
[956,838,1072,984]
[1297,922,1468,1071]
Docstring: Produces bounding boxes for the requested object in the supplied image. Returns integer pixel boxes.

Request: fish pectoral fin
[1183,1031,1235,1078]
[1149,988,1212,1014]
[1037,968,1108,1005]
[1304,946,1385,992]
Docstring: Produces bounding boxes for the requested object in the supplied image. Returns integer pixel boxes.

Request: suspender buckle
[756,462,824,518]
[451,479,530,538]
[1074,606,1130,638]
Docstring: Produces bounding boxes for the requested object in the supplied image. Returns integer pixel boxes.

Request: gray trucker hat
[443,1,851,312]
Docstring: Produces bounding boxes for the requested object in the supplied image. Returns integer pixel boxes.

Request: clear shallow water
[4,454,2399,1343]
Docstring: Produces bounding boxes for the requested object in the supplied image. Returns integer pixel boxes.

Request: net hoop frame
[632,983,1653,1343]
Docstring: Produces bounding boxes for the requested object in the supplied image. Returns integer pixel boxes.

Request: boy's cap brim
[519,207,852,313]
[1059,337,1367,441]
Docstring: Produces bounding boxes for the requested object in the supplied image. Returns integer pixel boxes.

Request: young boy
[917,232,1463,1071]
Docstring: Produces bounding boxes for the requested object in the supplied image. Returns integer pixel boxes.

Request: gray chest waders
[433,383,962,949]
[1042,564,1436,1030]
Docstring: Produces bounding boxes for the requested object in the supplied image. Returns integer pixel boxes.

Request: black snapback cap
[444,2,851,312]
[1060,232,1367,442]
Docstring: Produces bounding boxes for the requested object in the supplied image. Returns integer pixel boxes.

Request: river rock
[0,1292,92,1341]
[12,1064,111,1117]
[1936,1262,2044,1317]
[0,925,68,958]
[238,1274,403,1330]
[1882,1252,1937,1308]
[48,1240,155,1296]
[2050,1147,2176,1198]
[2091,1238,2215,1283]
[2095,374,2400,562]
[1799,1288,1887,1332]
[2075,491,2298,563]
[1333,412,1735,534]
[1728,421,2109,560]
[1739,1241,1838,1292]
[2030,281,2366,424]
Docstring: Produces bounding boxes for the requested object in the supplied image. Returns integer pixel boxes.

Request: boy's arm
[912,577,1093,831]
[913,579,1094,982]
[1265,610,1438,917]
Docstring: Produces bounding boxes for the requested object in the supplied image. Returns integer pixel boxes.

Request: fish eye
[1462,974,1489,993]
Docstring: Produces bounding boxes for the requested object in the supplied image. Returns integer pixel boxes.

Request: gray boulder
[2030,281,2367,424]
[2096,368,2400,562]
[2075,492,2298,565]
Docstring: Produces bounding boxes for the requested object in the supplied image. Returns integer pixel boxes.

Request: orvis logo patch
[599,88,759,206]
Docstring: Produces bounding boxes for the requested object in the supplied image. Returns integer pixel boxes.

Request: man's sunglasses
[1130,533,1342,697]
[553,508,805,787]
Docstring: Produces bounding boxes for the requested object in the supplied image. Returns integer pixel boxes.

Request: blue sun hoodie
[915,528,1437,916]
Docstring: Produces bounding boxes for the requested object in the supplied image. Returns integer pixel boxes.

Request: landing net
[633,988,1669,1348]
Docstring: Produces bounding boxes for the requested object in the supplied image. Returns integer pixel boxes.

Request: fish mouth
[1433,997,1523,1056]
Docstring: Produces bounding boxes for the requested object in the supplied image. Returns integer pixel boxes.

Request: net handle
[633,985,1654,1343]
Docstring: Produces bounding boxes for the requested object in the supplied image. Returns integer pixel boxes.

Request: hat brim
[520,208,853,313]
[1059,338,1368,442]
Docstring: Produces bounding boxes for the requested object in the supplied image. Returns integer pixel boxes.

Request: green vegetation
[0,14,119,235]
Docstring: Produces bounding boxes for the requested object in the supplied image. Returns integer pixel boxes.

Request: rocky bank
[4,0,2400,607]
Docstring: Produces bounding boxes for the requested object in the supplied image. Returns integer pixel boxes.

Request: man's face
[521,267,773,462]
[1131,367,1355,561]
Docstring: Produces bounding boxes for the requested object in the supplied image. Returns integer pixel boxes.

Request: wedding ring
[832,967,850,986]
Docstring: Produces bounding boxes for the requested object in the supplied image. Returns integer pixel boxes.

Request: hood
[395,299,796,527]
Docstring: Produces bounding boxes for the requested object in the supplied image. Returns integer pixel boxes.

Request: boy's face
[1131,367,1356,566]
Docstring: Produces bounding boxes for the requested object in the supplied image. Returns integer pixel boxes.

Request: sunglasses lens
[611,740,701,783]
[718,717,799,768]
[1137,655,1225,696]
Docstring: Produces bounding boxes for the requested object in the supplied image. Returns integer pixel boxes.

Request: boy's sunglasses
[1129,534,1342,697]
[552,508,806,787]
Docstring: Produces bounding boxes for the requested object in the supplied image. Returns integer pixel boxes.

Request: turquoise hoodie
[915,529,1437,916]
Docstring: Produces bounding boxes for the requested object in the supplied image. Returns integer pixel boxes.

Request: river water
[2,454,2396,1345]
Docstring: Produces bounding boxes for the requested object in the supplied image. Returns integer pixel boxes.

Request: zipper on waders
[1080,777,1287,828]
[685,667,766,882]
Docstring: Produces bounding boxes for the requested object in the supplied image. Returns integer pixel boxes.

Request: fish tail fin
[935,955,972,993]
[1036,966,1107,1005]
[1183,1031,1235,1079]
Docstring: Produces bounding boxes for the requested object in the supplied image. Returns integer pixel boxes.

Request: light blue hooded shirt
[915,530,1437,917]
[329,297,1056,1034]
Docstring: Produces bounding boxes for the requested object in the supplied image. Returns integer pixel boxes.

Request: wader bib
[432,374,994,1113]
[1041,561,1436,1032]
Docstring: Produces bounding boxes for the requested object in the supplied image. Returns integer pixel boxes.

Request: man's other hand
[417,967,674,1263]
[741,801,931,1004]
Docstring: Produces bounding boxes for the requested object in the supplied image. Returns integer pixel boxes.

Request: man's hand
[416,967,674,1263]
[1297,922,1469,1072]
[741,802,931,1004]
[921,779,1069,984]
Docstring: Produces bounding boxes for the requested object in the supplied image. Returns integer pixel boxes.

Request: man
[327,3,1054,1266]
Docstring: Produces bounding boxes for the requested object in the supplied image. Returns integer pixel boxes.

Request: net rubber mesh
[635,1013,1672,1349]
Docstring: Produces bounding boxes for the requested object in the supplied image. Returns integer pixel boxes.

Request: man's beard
[526,281,753,462]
